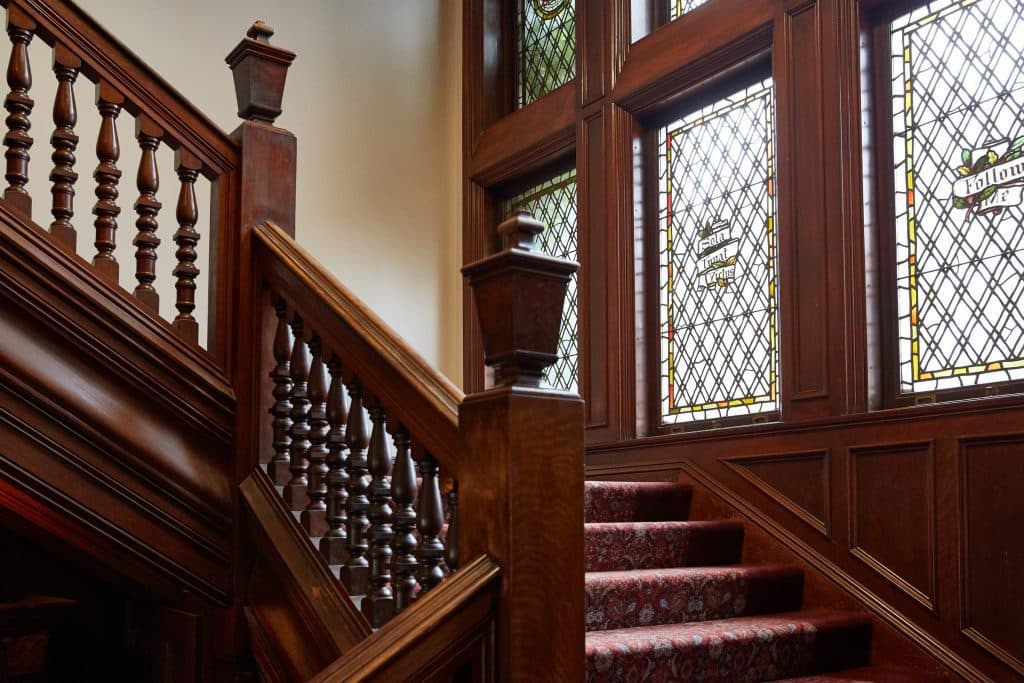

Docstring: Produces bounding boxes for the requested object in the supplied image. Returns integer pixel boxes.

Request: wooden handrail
[253,220,463,471]
[240,471,371,649]
[308,554,500,682]
[2,0,238,174]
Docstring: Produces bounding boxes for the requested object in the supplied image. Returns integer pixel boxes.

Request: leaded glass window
[503,169,579,392]
[657,78,778,425]
[669,0,711,20]
[889,0,1024,394]
[518,0,576,107]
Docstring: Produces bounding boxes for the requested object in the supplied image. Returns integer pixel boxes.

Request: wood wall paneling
[848,442,937,612]
[722,450,830,536]
[959,435,1024,675]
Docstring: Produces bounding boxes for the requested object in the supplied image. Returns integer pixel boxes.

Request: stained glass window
[889,0,1024,394]
[503,169,579,392]
[669,0,711,20]
[518,0,576,107]
[658,78,778,425]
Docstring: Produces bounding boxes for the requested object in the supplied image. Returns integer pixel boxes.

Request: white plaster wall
[66,0,464,383]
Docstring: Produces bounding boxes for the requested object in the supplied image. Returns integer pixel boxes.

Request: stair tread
[584,481,693,523]
[585,563,804,631]
[776,666,947,682]
[586,608,872,683]
[585,520,744,571]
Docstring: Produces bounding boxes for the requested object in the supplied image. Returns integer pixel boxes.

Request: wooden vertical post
[216,21,297,681]
[460,211,584,682]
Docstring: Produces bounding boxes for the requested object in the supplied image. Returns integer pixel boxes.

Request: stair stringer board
[0,205,235,605]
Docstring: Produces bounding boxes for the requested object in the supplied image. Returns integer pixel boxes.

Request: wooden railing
[0,0,246,352]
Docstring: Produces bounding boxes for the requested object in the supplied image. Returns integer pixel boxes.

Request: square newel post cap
[225,20,296,124]
[462,211,579,389]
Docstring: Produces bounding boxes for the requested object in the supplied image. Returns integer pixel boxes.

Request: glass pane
[890,0,1024,394]
[669,0,711,20]
[503,169,580,392]
[658,78,779,425]
[518,0,576,107]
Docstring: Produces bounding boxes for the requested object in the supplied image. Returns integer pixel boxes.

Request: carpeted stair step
[585,563,803,631]
[776,666,947,682]
[584,481,693,523]
[585,608,872,683]
[585,520,744,571]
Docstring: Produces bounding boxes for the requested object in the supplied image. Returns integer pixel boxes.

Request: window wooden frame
[464,0,888,445]
[863,0,1024,408]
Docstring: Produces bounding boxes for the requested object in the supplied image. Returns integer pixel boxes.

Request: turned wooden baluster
[416,452,445,594]
[3,8,35,216]
[445,481,459,572]
[319,356,349,564]
[361,403,395,626]
[48,44,80,251]
[301,334,329,536]
[266,299,292,482]
[132,115,162,311]
[172,150,201,343]
[341,378,370,595]
[283,313,310,510]
[390,428,418,613]
[92,82,123,284]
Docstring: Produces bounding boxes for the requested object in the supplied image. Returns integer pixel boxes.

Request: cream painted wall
[67,0,464,383]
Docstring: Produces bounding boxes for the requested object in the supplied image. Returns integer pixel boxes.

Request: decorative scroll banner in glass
[669,0,711,20]
[518,0,576,108]
[503,169,579,392]
[890,0,1024,394]
[658,78,778,425]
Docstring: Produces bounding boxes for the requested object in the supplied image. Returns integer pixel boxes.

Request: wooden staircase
[0,0,1003,680]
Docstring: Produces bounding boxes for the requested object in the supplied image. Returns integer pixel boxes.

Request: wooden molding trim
[676,460,988,682]
[309,554,500,683]
[612,0,773,117]
[4,0,239,175]
[0,204,235,436]
[240,469,371,651]
[253,221,462,470]
[0,450,229,604]
[469,81,577,188]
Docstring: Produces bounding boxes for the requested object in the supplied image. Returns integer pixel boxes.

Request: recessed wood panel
[849,442,935,610]
[961,436,1024,673]
[723,450,829,535]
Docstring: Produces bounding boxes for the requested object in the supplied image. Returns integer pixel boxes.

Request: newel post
[460,212,585,682]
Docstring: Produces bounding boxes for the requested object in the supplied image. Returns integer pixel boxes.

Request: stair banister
[460,210,585,681]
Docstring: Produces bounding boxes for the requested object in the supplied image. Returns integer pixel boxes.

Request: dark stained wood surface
[308,554,499,683]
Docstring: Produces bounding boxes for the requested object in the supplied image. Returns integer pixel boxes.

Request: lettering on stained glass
[696,219,738,289]
[952,136,1024,216]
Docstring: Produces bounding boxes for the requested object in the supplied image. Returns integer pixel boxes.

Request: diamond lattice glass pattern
[890,0,1024,393]
[504,169,579,392]
[669,0,711,20]
[518,0,576,107]
[658,78,778,425]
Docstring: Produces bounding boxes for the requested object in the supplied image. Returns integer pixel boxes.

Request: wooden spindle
[390,428,418,613]
[361,404,394,627]
[48,44,80,251]
[445,481,459,572]
[341,377,370,595]
[3,8,35,215]
[416,452,445,594]
[172,149,201,343]
[266,298,292,483]
[301,334,329,536]
[132,115,162,311]
[92,82,123,284]
[319,356,349,565]
[283,313,310,510]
